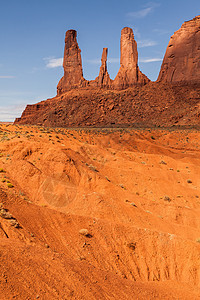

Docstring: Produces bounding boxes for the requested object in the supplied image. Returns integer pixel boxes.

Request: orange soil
[0,124,200,299]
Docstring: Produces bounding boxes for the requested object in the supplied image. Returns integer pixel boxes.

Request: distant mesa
[57,26,150,94]
[158,16,200,83]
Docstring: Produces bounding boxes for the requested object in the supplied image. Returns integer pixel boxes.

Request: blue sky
[0,0,199,121]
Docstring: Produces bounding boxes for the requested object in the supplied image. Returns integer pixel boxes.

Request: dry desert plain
[0,124,200,299]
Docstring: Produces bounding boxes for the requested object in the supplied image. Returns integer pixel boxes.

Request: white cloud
[139,57,163,63]
[44,57,63,68]
[137,39,157,48]
[0,76,15,79]
[128,7,152,18]
[127,2,160,18]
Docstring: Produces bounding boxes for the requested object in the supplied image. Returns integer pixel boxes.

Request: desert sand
[0,123,200,299]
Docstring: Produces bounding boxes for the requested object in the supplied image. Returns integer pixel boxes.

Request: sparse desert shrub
[79,229,91,237]
[89,164,99,172]
[119,184,126,190]
[164,196,171,202]
[0,208,12,219]
[160,160,167,165]
[0,168,5,173]
[127,242,136,250]
[7,183,14,188]
[187,179,192,183]
[196,238,200,243]
[9,219,19,228]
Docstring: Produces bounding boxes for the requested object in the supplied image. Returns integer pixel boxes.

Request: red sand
[0,124,200,299]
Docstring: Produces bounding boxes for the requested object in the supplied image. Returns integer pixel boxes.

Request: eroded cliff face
[158,16,200,83]
[113,27,149,89]
[57,27,149,94]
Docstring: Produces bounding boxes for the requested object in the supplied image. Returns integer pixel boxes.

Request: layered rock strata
[158,16,200,83]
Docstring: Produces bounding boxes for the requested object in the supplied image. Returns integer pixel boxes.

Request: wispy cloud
[108,58,119,64]
[133,28,141,39]
[44,57,63,68]
[86,59,100,64]
[139,57,162,63]
[137,39,157,48]
[86,58,119,65]
[153,28,170,35]
[0,76,15,79]
[127,2,160,18]
[0,104,26,122]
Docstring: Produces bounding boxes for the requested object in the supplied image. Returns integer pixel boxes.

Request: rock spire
[96,48,112,88]
[57,30,86,95]
[113,27,150,89]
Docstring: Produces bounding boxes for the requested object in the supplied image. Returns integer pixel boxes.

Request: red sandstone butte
[57,30,86,95]
[158,16,200,83]
[113,27,150,89]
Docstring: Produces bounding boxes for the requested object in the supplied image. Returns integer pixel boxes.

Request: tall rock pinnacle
[57,30,86,95]
[113,27,149,89]
[96,48,112,87]
[158,16,200,83]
